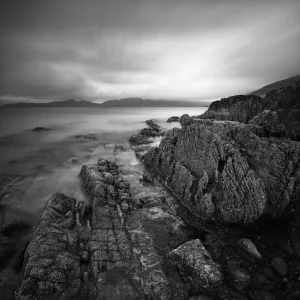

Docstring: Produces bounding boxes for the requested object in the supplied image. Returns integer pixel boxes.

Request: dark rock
[144,119,300,224]
[32,127,51,132]
[198,84,300,140]
[167,116,180,123]
[167,239,222,296]
[179,114,193,127]
[225,265,252,291]
[270,257,288,277]
[146,119,160,129]
[74,133,97,140]
[189,296,213,300]
[237,238,262,260]
[140,171,154,184]
[16,193,83,300]
[249,109,300,140]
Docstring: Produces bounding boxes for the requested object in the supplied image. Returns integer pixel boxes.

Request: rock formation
[167,116,180,123]
[129,119,164,159]
[198,84,300,141]
[144,118,300,224]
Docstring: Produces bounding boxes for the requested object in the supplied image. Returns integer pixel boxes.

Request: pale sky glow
[0,0,300,104]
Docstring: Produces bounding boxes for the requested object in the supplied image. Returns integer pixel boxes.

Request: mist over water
[0,107,206,218]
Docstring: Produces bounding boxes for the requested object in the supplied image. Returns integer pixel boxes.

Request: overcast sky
[1,0,300,104]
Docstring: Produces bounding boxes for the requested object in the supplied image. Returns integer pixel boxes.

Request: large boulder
[16,193,86,300]
[144,119,300,224]
[167,239,222,296]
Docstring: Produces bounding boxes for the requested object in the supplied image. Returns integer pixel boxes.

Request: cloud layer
[1,0,300,103]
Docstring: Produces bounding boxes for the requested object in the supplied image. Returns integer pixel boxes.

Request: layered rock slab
[144,119,300,224]
[167,239,222,297]
[80,159,171,300]
[16,193,89,300]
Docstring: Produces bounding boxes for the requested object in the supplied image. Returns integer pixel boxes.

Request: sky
[1,0,300,104]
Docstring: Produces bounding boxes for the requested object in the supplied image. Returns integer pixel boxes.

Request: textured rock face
[80,159,171,300]
[16,193,90,300]
[167,116,180,123]
[198,85,300,140]
[130,119,164,159]
[249,109,300,140]
[200,95,264,123]
[167,239,222,296]
[144,119,300,224]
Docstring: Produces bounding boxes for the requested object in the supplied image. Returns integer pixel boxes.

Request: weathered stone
[167,239,222,296]
[167,116,180,123]
[80,160,171,300]
[16,193,82,300]
[270,257,288,277]
[237,238,262,260]
[144,119,300,224]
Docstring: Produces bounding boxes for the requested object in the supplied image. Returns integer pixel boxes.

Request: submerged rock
[32,127,51,132]
[167,239,222,296]
[167,116,180,123]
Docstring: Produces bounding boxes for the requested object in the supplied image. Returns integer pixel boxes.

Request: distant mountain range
[1,98,207,108]
[249,75,300,96]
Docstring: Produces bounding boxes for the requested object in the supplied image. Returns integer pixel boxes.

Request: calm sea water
[0,107,206,215]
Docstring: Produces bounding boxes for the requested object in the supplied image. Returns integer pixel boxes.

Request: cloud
[0,0,300,103]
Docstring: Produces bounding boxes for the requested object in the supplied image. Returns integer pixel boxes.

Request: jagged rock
[146,119,160,129]
[198,85,300,140]
[140,171,154,184]
[129,119,164,160]
[237,239,262,260]
[270,257,288,277]
[16,193,83,300]
[179,114,193,127]
[144,118,300,224]
[167,116,180,123]
[249,109,300,140]
[167,239,222,296]
[80,159,171,300]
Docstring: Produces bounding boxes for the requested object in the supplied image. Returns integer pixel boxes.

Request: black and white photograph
[0,0,300,299]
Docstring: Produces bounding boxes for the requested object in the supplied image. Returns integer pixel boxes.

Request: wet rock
[129,119,164,160]
[16,193,82,300]
[32,127,51,132]
[0,173,23,207]
[225,265,252,291]
[167,116,180,123]
[140,171,154,184]
[71,158,79,164]
[189,296,214,300]
[167,239,222,296]
[80,160,171,300]
[238,238,262,260]
[74,133,97,140]
[179,114,193,127]
[270,257,288,277]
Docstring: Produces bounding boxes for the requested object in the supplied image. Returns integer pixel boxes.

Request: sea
[0,107,206,217]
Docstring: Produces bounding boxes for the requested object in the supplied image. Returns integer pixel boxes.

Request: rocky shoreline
[0,83,299,299]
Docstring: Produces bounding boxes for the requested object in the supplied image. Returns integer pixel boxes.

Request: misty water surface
[0,107,206,218]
